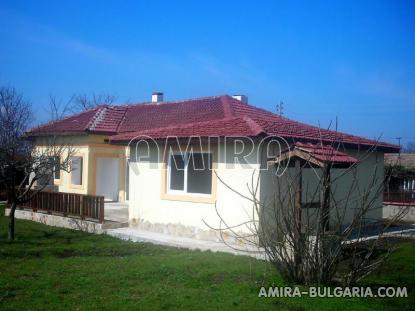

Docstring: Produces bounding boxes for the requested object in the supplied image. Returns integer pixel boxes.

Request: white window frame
[125,157,130,202]
[167,152,212,197]
[70,156,83,186]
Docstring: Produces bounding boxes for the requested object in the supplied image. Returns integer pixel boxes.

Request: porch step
[102,221,129,229]
[105,228,266,259]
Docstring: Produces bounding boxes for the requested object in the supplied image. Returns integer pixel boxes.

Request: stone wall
[5,208,105,233]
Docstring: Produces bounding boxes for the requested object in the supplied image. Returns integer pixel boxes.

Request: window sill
[161,192,216,204]
[69,184,84,190]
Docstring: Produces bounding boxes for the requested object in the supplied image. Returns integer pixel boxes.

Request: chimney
[151,92,163,103]
[232,94,248,104]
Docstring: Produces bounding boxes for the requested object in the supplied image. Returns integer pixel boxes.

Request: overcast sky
[1,1,414,146]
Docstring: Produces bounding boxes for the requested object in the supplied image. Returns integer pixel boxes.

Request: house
[27,93,400,240]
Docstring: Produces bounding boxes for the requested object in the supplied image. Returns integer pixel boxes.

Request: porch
[9,190,129,231]
[104,201,129,223]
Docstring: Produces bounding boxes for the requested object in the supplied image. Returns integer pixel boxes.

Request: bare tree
[205,137,409,286]
[44,92,117,121]
[47,94,75,121]
[0,86,75,240]
[72,93,117,112]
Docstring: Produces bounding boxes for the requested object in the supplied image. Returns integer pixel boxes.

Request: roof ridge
[87,106,107,131]
[242,116,264,135]
[121,95,227,108]
[220,95,234,118]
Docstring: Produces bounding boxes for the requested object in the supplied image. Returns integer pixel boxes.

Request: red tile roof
[28,107,101,134]
[87,106,127,133]
[28,106,127,135]
[293,142,359,164]
[27,95,399,152]
[111,116,264,141]
[118,96,227,133]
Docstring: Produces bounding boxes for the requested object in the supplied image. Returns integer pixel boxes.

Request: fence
[17,190,105,223]
[384,191,415,205]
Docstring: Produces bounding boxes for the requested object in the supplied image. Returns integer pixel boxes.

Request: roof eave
[25,131,89,138]
[272,135,400,153]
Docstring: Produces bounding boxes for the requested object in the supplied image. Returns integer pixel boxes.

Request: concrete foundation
[383,204,415,222]
[107,227,264,258]
[4,208,124,233]
[129,218,254,246]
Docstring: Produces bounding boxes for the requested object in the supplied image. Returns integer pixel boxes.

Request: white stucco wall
[128,141,261,239]
[128,139,385,239]
[258,147,385,230]
[331,150,384,226]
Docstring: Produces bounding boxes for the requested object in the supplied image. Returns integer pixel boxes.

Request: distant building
[383,153,415,221]
[385,153,415,194]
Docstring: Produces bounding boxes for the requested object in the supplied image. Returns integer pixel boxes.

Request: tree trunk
[321,166,331,232]
[294,159,302,280]
[8,201,17,240]
[319,165,331,283]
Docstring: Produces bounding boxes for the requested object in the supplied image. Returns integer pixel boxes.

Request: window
[53,156,60,180]
[38,157,57,186]
[168,153,212,195]
[37,168,53,186]
[71,156,83,185]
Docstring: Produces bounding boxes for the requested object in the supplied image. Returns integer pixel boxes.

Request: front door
[96,157,119,201]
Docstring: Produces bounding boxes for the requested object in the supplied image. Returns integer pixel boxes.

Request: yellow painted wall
[89,144,128,202]
[33,135,128,202]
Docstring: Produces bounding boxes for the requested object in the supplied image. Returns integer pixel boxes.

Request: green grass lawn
[0,204,414,311]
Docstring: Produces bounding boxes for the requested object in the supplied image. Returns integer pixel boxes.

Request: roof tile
[27,95,400,151]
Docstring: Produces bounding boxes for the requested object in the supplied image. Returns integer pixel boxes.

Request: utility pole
[396,137,402,160]
[396,137,402,148]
